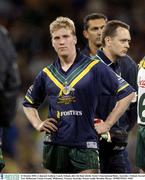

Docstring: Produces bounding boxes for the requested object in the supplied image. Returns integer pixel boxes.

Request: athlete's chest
[43,59,99,97]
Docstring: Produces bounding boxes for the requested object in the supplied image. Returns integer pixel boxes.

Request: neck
[59,51,76,72]
[88,42,100,56]
[102,47,116,63]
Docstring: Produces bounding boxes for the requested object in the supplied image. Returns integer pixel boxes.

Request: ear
[74,35,77,45]
[83,30,88,39]
[104,36,111,46]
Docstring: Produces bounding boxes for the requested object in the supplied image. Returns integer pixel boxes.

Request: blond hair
[49,16,76,36]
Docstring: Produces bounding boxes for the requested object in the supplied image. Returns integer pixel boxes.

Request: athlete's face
[83,18,106,47]
[107,27,131,57]
[52,28,77,57]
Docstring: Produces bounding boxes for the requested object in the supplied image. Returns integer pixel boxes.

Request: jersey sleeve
[98,62,135,100]
[116,74,135,100]
[23,71,46,108]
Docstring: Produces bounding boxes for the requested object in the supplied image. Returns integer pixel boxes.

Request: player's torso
[43,56,100,148]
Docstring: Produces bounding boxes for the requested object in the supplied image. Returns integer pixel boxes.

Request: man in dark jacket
[82,13,137,173]
[0,24,21,171]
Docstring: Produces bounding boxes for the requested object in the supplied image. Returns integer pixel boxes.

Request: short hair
[49,16,76,37]
[102,20,130,46]
[83,13,107,30]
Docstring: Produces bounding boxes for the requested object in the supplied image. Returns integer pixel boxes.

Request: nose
[126,42,130,48]
[59,37,65,44]
[125,41,130,49]
[97,28,102,35]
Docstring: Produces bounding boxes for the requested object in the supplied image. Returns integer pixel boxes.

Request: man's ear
[105,36,111,46]
[74,35,77,45]
[83,30,88,39]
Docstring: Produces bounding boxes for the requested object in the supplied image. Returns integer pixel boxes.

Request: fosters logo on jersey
[56,110,82,118]
[60,110,82,117]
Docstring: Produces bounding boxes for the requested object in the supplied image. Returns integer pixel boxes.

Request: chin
[59,52,68,56]
[120,53,127,57]
[96,43,102,47]
[61,54,68,58]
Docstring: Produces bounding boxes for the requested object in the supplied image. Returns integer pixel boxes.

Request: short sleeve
[23,71,46,108]
[98,62,135,100]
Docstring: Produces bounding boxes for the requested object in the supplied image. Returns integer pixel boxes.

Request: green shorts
[43,143,100,173]
[135,125,145,171]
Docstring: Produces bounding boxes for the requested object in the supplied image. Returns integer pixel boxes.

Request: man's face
[108,27,131,57]
[83,18,106,47]
[52,27,77,57]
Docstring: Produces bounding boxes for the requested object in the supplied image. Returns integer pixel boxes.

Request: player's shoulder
[89,56,100,64]
[42,64,53,78]
[119,55,137,69]
[119,55,136,66]
[90,56,115,76]
[79,53,102,69]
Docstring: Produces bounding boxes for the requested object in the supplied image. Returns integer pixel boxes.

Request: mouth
[59,47,67,50]
[122,50,128,54]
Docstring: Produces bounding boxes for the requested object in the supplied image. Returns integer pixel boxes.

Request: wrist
[33,119,42,130]
[105,121,113,131]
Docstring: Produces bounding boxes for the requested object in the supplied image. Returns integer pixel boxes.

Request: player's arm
[23,71,58,133]
[94,62,135,134]
[23,106,58,133]
[95,92,135,134]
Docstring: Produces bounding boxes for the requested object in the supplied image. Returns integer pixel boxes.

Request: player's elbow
[128,92,136,103]
[117,92,135,108]
[120,92,136,107]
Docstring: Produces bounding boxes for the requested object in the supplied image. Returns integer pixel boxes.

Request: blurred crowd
[0,0,145,173]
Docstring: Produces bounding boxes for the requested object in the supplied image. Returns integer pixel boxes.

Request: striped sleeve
[115,74,135,101]
[23,71,46,108]
[98,62,135,101]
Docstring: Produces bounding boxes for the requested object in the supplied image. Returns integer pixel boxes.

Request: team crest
[57,83,76,104]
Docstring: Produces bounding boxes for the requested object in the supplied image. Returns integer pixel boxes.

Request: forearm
[23,106,42,130]
[105,92,135,129]
[126,102,137,131]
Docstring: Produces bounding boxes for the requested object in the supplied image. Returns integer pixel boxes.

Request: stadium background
[1,0,144,173]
